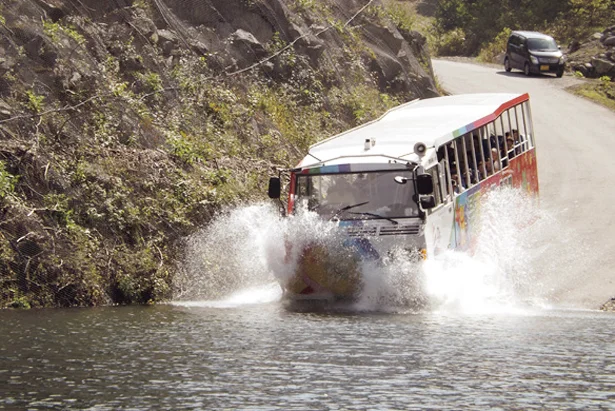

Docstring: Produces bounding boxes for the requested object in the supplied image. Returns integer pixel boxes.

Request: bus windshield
[295,171,420,220]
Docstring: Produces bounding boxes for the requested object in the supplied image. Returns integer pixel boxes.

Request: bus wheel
[504,57,511,72]
[524,62,531,76]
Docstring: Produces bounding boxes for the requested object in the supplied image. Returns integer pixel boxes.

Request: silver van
[504,31,565,78]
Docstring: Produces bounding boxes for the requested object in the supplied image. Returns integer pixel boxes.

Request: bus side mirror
[420,195,436,210]
[416,174,434,195]
[394,176,408,184]
[268,177,281,199]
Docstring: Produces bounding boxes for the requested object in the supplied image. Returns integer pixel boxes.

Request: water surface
[1,302,614,410]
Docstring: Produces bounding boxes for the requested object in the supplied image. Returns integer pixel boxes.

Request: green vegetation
[25,90,45,113]
[571,76,615,111]
[430,0,615,112]
[477,28,512,64]
[0,162,18,200]
[0,0,433,308]
[43,19,86,45]
[433,0,615,57]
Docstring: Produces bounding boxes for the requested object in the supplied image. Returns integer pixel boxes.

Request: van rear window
[527,38,557,51]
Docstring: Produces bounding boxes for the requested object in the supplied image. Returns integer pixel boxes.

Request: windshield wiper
[330,201,369,221]
[348,212,399,225]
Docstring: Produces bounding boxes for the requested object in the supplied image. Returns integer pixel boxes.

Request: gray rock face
[591,57,615,76]
[568,26,615,78]
[572,62,593,77]
[227,29,269,67]
[158,29,179,56]
[150,0,436,97]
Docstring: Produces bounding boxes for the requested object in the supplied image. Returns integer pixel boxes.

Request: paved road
[432,59,615,309]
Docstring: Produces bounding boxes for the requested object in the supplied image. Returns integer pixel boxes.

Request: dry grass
[568,81,615,112]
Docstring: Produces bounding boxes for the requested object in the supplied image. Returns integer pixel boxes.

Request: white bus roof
[298,93,529,168]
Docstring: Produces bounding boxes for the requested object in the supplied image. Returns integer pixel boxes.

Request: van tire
[504,57,511,72]
[523,62,531,76]
[556,69,564,78]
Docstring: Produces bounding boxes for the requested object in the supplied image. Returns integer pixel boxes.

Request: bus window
[510,105,525,154]
[461,136,471,187]
[437,147,451,198]
[502,110,509,136]
[426,166,442,207]
[443,144,454,195]
[454,138,467,190]
[467,133,479,184]
[506,108,515,136]
[440,160,450,199]
[521,101,534,149]
[477,126,489,180]
[504,108,517,159]
[489,120,503,172]
[511,106,520,152]
[451,141,463,192]
[499,114,510,168]
[493,117,503,152]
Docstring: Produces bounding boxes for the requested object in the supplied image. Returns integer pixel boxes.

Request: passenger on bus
[478,160,488,179]
[451,170,465,192]
[450,174,460,194]
[480,157,496,177]
[472,134,486,165]
[482,138,491,157]
[512,129,524,153]
[471,167,479,184]
[506,135,516,159]
[490,134,503,152]
[490,148,501,171]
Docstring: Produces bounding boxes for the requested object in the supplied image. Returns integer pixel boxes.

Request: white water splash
[174,202,344,304]
[352,249,426,312]
[424,188,551,314]
[174,187,563,312]
[172,282,282,308]
[174,203,284,301]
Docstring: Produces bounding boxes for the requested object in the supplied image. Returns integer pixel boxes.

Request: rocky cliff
[568,25,615,78]
[0,0,438,307]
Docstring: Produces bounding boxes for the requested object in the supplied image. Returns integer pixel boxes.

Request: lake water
[1,300,614,410]
[2,195,615,410]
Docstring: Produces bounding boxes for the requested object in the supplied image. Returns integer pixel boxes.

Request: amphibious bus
[268,93,539,300]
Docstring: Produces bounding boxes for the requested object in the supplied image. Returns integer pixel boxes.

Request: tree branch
[0,92,114,124]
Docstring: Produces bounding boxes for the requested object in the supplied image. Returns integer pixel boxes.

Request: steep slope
[0,0,437,307]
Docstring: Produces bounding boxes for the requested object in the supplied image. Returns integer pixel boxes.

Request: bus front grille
[344,224,421,237]
[346,227,378,237]
[380,225,421,236]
